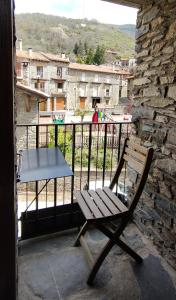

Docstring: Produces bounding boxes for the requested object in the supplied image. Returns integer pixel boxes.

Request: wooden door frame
[0,1,17,299]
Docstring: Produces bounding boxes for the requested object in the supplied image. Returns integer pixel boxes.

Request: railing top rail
[17,121,132,127]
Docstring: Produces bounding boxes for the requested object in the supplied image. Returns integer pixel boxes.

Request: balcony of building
[2,0,176,299]
[16,122,176,299]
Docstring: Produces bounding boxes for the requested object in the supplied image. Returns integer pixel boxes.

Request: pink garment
[92,111,98,123]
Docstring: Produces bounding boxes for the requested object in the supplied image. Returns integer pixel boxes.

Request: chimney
[28,47,32,57]
[61,53,66,59]
[18,39,22,51]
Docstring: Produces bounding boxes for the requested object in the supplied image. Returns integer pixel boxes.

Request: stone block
[137,63,149,72]
[145,97,174,108]
[153,128,167,145]
[167,128,176,145]
[133,77,151,86]
[155,115,169,123]
[159,181,172,199]
[160,76,174,85]
[142,6,160,24]
[141,124,153,133]
[143,87,160,97]
[144,70,158,77]
[136,50,149,59]
[155,193,171,214]
[151,59,161,67]
[151,16,164,31]
[166,20,176,40]
[132,107,155,121]
[168,85,176,100]
[162,46,174,54]
[136,24,149,39]
[151,41,165,55]
[155,158,176,176]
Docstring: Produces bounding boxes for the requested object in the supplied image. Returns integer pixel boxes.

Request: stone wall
[133,0,176,268]
[16,90,39,150]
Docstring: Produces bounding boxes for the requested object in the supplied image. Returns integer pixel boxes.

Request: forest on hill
[15,13,136,62]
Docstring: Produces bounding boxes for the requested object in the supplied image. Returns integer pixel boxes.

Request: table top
[18,147,73,183]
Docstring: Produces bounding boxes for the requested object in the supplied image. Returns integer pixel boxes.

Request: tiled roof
[40,52,69,63]
[69,63,118,74]
[16,82,49,99]
[16,50,49,62]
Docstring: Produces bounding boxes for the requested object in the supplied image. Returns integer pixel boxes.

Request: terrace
[16,122,176,299]
[1,0,176,299]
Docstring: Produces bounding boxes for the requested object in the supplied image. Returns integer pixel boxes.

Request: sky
[15,0,137,25]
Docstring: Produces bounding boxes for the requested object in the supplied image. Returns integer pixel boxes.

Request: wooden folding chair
[74,138,153,285]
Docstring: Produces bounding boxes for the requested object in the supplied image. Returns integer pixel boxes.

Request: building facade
[67,63,120,110]
[16,45,130,114]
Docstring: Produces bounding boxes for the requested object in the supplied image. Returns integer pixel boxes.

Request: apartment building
[67,63,120,110]
[16,45,129,114]
[16,45,70,114]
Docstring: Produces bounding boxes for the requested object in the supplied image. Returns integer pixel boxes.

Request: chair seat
[75,187,128,222]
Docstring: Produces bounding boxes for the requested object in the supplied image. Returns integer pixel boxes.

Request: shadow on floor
[18,226,176,300]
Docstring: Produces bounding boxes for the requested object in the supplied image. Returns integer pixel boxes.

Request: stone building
[68,63,120,110]
[16,45,127,113]
[16,82,49,149]
[16,45,70,114]
[106,0,176,269]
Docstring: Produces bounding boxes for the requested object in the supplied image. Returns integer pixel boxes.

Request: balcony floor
[18,223,176,300]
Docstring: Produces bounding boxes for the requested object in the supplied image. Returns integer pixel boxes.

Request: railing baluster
[102,123,107,187]
[87,123,92,189]
[54,125,58,209]
[95,124,100,189]
[80,123,83,190]
[71,124,76,203]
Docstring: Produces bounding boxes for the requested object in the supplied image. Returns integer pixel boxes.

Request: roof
[16,82,49,99]
[40,52,69,63]
[101,0,145,8]
[69,63,118,74]
[16,50,49,62]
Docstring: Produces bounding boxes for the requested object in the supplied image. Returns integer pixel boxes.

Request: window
[58,82,63,89]
[37,66,43,78]
[106,99,109,105]
[94,74,99,82]
[81,72,86,81]
[57,67,62,77]
[35,81,45,91]
[105,88,110,97]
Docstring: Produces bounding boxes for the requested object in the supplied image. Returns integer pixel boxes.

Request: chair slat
[88,190,112,217]
[81,191,103,218]
[125,147,146,164]
[74,191,93,220]
[127,140,148,155]
[103,187,128,213]
[96,189,120,214]
[124,154,144,173]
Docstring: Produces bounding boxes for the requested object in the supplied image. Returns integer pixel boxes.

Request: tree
[76,54,85,64]
[93,45,105,65]
[73,42,79,55]
[85,47,94,64]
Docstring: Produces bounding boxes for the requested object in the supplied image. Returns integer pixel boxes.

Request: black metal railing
[16,121,131,239]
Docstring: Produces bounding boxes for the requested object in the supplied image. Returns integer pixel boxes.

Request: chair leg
[74,221,89,246]
[116,238,143,263]
[87,239,114,285]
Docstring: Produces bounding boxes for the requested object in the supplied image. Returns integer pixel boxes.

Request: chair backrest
[109,138,153,215]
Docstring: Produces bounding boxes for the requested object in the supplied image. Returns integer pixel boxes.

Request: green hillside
[15,13,136,61]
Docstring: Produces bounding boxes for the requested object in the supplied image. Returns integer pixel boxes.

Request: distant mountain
[15,13,136,61]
